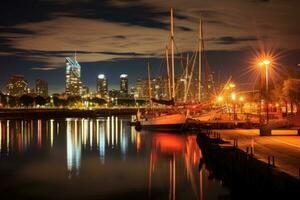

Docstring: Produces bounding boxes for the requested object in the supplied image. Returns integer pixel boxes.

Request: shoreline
[0,108,141,119]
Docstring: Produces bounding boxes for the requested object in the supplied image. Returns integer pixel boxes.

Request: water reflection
[0,117,229,200]
[149,133,205,200]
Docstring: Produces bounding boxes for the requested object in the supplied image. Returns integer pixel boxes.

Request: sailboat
[137,8,204,131]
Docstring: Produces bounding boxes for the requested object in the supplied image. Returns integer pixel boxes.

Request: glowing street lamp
[231,93,236,101]
[229,83,236,88]
[217,96,223,102]
[259,59,271,123]
[239,96,244,102]
[231,93,237,120]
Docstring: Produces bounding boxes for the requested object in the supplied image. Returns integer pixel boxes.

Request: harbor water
[0,116,230,200]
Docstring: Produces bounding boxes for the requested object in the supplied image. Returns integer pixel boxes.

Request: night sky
[0,0,299,94]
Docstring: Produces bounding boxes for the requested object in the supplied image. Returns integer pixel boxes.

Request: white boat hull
[139,113,186,131]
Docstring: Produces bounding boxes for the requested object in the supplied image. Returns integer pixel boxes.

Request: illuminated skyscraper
[120,74,128,95]
[36,79,48,97]
[97,74,108,97]
[5,75,29,96]
[65,56,82,96]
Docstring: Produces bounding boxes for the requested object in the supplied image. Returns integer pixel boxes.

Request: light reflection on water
[0,116,230,200]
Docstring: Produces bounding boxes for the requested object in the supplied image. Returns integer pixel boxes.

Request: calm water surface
[0,116,230,200]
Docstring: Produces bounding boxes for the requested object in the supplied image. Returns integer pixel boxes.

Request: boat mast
[198,18,202,102]
[147,62,152,107]
[184,53,189,103]
[165,46,172,99]
[171,8,175,101]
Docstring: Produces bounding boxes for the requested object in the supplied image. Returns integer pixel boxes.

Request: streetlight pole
[264,60,270,123]
[259,60,271,124]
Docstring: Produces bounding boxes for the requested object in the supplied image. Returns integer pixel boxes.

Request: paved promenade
[214,129,300,178]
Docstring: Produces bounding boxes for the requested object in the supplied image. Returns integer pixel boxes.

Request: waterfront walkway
[212,129,300,178]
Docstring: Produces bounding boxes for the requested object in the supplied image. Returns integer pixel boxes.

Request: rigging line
[186,49,198,99]
[174,46,197,97]
[156,52,166,80]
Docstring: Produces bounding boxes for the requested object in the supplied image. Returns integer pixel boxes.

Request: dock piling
[250,147,253,156]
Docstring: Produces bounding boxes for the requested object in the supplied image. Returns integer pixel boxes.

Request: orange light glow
[153,134,184,153]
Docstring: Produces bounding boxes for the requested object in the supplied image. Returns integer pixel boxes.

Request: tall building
[135,79,147,99]
[134,78,168,100]
[120,74,128,95]
[65,56,82,96]
[36,79,48,97]
[5,75,29,96]
[96,74,108,97]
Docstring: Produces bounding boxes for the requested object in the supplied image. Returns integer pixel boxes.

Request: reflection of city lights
[121,121,128,156]
[99,123,105,164]
[0,121,2,153]
[116,117,118,145]
[6,121,10,154]
[136,132,141,152]
[38,120,42,148]
[67,120,82,178]
[239,96,244,102]
[89,120,93,149]
[50,119,54,147]
[106,117,110,146]
[112,116,114,147]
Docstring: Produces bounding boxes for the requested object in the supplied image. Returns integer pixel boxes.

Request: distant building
[5,75,29,96]
[65,56,82,96]
[81,85,89,96]
[36,79,48,97]
[135,79,147,99]
[134,78,168,100]
[97,74,108,97]
[120,74,128,95]
[108,89,121,99]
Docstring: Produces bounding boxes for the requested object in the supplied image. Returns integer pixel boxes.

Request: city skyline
[0,0,299,93]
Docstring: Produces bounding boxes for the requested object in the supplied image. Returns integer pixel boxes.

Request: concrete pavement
[213,129,300,178]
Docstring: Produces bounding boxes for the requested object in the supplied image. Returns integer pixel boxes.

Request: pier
[197,129,300,198]
[203,129,300,178]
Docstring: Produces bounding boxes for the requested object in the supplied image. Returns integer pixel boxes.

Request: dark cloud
[211,36,258,45]
[190,9,234,27]
[0,0,176,30]
[251,0,271,3]
[98,51,146,57]
[178,26,193,32]
[0,0,56,26]
[112,35,127,39]
[0,27,36,35]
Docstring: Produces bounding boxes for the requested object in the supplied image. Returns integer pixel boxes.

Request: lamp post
[239,96,244,114]
[231,93,236,120]
[259,59,271,123]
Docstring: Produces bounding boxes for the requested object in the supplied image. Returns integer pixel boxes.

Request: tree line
[0,94,147,108]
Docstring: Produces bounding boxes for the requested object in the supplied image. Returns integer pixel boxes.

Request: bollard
[246,147,249,154]
[272,156,275,167]
[250,147,253,156]
[268,156,271,165]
